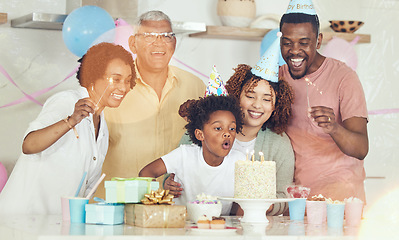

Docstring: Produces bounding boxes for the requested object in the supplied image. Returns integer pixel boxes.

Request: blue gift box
[85,203,124,225]
[104,177,159,203]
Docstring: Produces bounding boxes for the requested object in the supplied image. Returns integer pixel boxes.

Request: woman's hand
[68,98,96,126]
[164,173,183,198]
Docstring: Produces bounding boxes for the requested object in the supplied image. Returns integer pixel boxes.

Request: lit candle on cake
[251,150,255,162]
[259,152,264,162]
[246,149,249,161]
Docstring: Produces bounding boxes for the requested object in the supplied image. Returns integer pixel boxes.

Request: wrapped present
[85,203,124,225]
[105,177,159,203]
[125,189,186,228]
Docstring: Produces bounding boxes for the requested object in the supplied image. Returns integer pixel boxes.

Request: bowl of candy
[187,193,222,223]
[329,20,364,33]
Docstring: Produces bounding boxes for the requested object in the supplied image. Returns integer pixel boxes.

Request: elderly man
[279,0,368,202]
[95,10,205,199]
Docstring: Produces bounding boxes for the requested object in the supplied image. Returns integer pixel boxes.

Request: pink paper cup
[306,200,326,225]
[69,197,89,224]
[61,196,72,222]
[345,201,364,226]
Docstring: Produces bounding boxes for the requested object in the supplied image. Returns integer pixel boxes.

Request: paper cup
[69,223,86,235]
[306,200,326,225]
[69,197,89,224]
[289,198,306,221]
[61,196,72,222]
[327,203,345,228]
[345,201,363,226]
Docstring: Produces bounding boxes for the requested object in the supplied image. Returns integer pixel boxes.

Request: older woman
[0,42,135,215]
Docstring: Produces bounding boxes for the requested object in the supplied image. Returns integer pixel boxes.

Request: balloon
[260,28,286,66]
[0,162,7,193]
[62,6,116,57]
[115,18,130,27]
[321,36,359,71]
[91,23,136,60]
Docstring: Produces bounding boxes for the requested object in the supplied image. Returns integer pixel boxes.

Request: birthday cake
[234,160,276,199]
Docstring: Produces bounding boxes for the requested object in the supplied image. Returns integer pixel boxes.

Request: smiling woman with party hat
[279,0,369,202]
[224,33,295,216]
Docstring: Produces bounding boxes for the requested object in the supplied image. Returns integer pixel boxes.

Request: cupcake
[210,216,226,229]
[197,215,210,229]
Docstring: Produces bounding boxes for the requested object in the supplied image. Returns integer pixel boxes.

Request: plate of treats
[190,216,238,234]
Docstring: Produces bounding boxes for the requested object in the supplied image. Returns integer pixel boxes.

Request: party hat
[286,0,317,15]
[205,65,228,97]
[251,32,281,83]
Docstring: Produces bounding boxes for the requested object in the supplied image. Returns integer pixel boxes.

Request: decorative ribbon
[163,206,170,228]
[172,57,208,79]
[0,64,80,108]
[2,61,399,116]
[141,189,174,205]
[368,108,399,115]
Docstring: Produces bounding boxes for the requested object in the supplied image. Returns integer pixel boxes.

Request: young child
[139,95,245,215]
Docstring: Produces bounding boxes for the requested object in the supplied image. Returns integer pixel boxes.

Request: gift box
[125,204,186,228]
[85,203,125,225]
[105,177,159,203]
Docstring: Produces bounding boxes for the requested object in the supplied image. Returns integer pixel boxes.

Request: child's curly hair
[185,95,244,146]
[225,64,294,135]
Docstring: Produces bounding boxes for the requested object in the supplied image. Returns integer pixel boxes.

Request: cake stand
[219,197,294,223]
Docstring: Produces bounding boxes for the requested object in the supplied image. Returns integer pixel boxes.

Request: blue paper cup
[289,198,306,221]
[327,203,345,228]
[69,198,89,224]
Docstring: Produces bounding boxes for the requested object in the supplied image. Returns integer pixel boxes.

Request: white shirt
[162,144,245,215]
[232,138,256,156]
[0,87,108,215]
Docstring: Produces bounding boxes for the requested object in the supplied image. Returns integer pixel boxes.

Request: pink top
[280,58,368,202]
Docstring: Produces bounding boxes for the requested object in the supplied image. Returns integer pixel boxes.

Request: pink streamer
[0,65,43,106]
[0,65,80,109]
[172,57,208,79]
[2,59,399,116]
[368,108,399,115]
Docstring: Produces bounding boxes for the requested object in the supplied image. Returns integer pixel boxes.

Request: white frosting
[326,198,345,204]
[344,197,363,203]
[196,193,217,201]
[234,160,276,199]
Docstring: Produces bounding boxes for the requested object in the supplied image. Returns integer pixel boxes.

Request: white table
[0,215,361,240]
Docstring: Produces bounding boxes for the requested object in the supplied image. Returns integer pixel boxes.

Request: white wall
[1,0,398,212]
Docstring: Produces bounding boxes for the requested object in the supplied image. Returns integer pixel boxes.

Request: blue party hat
[205,65,228,97]
[251,32,281,83]
[286,0,317,15]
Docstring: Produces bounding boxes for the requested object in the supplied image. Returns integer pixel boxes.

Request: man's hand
[309,106,337,134]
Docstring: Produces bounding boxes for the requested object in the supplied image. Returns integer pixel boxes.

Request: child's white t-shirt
[162,144,245,215]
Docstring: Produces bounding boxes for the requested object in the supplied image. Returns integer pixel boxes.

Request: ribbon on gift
[141,189,174,205]
[111,177,155,202]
